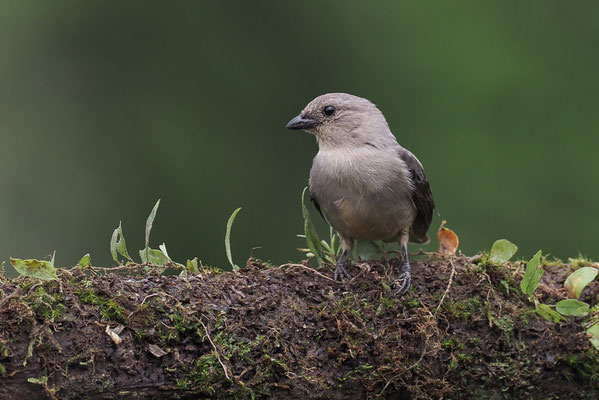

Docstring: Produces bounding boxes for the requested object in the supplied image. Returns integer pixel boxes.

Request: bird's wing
[398,147,435,242]
[310,194,326,221]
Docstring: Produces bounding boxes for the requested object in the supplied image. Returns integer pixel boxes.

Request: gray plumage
[286,93,434,296]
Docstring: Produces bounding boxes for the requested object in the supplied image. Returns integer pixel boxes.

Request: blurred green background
[1,1,598,274]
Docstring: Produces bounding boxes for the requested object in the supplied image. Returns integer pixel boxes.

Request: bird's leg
[334,249,351,281]
[391,241,411,296]
[334,236,353,282]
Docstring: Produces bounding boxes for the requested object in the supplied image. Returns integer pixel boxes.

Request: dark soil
[0,254,598,399]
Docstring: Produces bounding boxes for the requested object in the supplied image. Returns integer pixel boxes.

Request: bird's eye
[323,105,336,117]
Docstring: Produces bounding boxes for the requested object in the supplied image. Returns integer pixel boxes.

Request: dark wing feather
[310,194,325,221]
[398,148,435,242]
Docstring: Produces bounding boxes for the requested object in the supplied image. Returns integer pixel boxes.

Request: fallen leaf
[148,343,168,358]
[438,220,459,255]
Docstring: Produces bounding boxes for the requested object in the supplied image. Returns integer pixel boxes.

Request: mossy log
[0,255,598,399]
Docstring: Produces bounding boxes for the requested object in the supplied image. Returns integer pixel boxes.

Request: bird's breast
[309,148,416,240]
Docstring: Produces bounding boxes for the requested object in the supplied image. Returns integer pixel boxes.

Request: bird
[286,93,435,296]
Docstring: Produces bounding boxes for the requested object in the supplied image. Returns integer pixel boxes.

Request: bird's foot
[334,258,351,282]
[391,261,411,297]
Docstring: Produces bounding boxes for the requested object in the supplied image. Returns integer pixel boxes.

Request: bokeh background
[2,1,598,275]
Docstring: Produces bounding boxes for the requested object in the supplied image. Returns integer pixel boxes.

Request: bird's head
[286,93,393,149]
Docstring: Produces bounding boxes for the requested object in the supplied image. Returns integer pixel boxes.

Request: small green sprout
[489,239,518,264]
[225,207,242,273]
[298,187,341,266]
[110,221,132,263]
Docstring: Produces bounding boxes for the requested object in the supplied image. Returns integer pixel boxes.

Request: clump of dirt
[0,254,597,399]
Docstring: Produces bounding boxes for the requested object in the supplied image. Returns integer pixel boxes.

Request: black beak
[286,115,318,130]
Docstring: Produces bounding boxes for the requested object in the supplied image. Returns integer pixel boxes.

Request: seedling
[297,187,342,266]
[142,199,161,263]
[489,239,518,264]
[509,240,599,350]
[77,253,91,269]
[110,221,133,263]
[225,207,242,273]
[109,199,176,266]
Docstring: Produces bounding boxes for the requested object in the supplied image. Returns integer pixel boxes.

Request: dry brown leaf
[438,220,459,255]
[148,343,168,358]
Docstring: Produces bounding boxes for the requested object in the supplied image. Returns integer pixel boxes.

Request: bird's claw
[391,262,411,297]
[334,259,351,282]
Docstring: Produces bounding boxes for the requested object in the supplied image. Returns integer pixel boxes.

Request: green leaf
[535,302,565,323]
[225,207,242,273]
[110,227,119,262]
[27,376,48,385]
[586,322,599,351]
[110,222,132,263]
[139,248,170,265]
[520,250,543,296]
[77,253,91,269]
[144,199,161,263]
[187,258,199,274]
[564,266,598,299]
[556,299,590,317]
[329,226,342,257]
[489,239,518,264]
[158,243,172,261]
[301,187,323,266]
[10,258,58,281]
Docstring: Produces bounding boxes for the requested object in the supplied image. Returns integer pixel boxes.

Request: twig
[435,257,456,313]
[0,289,21,309]
[140,293,161,305]
[279,263,337,283]
[199,320,231,381]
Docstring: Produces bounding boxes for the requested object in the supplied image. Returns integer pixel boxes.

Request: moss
[0,341,8,358]
[0,363,6,379]
[76,289,100,304]
[21,286,65,322]
[175,327,280,396]
[568,254,595,269]
[158,326,180,344]
[498,278,518,296]
[339,364,373,382]
[76,289,126,323]
[376,296,398,316]
[442,338,472,371]
[177,354,223,393]
[564,350,599,382]
[518,309,536,325]
[445,297,481,319]
[540,254,563,267]
[494,316,515,338]
[402,296,420,309]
